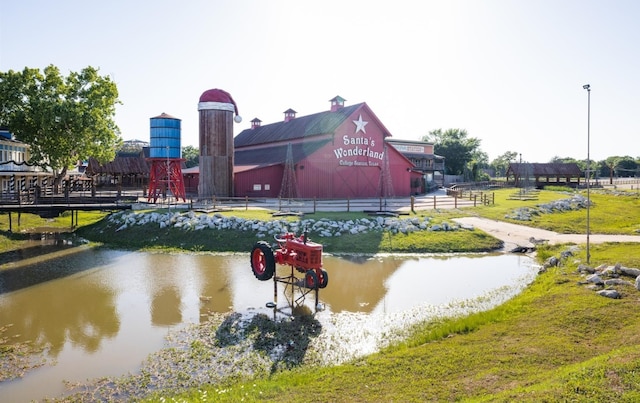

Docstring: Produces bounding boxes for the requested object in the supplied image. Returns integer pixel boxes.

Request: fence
[1,184,496,215]
[183,192,495,214]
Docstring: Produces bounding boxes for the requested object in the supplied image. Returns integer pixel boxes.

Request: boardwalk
[0,200,132,231]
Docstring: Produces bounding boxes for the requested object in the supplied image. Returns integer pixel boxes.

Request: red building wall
[234,106,414,199]
[234,164,283,198]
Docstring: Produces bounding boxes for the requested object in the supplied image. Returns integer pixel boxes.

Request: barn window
[265,184,270,190]
[253,184,262,191]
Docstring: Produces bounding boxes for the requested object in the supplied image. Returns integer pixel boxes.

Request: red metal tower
[147,158,186,202]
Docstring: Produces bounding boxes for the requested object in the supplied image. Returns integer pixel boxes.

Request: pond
[0,245,539,401]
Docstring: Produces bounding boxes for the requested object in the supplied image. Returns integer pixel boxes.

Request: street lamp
[583,84,591,264]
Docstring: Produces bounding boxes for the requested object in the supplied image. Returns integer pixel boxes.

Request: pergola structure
[506,163,583,188]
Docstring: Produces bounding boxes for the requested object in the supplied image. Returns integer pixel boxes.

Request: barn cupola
[329,95,346,111]
[251,117,262,129]
[283,108,297,122]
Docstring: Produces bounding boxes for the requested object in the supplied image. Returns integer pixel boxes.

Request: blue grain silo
[149,112,181,158]
[147,113,186,202]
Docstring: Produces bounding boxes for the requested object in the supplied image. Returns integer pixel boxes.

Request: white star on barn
[352,114,368,134]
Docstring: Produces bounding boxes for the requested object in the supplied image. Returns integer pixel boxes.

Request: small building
[233,96,415,199]
[0,127,52,199]
[385,138,445,192]
[85,151,151,190]
[506,162,583,188]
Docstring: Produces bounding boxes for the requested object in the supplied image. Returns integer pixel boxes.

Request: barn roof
[508,162,582,176]
[234,103,365,147]
[86,156,150,175]
[235,139,330,167]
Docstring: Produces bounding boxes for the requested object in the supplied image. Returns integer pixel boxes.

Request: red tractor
[250,231,328,290]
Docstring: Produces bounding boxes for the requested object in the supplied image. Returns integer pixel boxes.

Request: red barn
[233,96,415,199]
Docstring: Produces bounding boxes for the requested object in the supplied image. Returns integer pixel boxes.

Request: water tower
[147,112,186,202]
[197,88,241,199]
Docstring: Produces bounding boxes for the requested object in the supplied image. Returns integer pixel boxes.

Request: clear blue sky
[2,0,639,163]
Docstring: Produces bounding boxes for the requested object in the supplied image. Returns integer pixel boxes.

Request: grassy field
[2,187,640,401]
[189,247,640,402]
[152,187,639,402]
[71,207,505,254]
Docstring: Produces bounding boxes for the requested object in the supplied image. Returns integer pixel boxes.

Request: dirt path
[453,217,640,251]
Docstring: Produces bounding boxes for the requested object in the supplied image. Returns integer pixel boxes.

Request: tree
[468,150,489,181]
[490,151,518,177]
[422,128,482,176]
[182,145,199,168]
[616,157,637,178]
[0,65,121,190]
[118,140,147,155]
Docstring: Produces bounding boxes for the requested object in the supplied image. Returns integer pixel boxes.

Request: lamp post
[583,84,591,264]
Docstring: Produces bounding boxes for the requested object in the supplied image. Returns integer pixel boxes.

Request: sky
[1,0,639,163]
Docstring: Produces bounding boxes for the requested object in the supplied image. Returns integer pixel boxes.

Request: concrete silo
[197,89,241,199]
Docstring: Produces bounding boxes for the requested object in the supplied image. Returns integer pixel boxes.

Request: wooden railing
[185,193,495,214]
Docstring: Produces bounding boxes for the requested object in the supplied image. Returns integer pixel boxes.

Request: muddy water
[0,247,537,402]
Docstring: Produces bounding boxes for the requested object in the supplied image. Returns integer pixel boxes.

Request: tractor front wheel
[251,241,275,281]
[318,269,329,289]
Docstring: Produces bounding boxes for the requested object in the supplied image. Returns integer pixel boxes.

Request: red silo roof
[199,88,233,103]
[199,88,239,115]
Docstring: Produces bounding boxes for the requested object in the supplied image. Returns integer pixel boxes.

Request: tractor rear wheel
[305,270,319,290]
[251,241,275,281]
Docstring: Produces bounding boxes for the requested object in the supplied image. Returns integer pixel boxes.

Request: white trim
[198,101,235,112]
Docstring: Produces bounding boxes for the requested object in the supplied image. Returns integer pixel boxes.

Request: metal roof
[86,156,150,175]
[508,162,582,176]
[234,103,364,147]
[234,139,330,167]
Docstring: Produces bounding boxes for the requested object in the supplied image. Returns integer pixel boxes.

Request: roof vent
[329,95,346,111]
[283,108,297,122]
[251,118,262,129]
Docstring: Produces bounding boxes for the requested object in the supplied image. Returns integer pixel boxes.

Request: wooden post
[8,212,12,233]
[433,195,436,209]
[347,197,350,212]
[313,197,317,214]
[410,196,415,213]
[474,194,477,207]
[454,194,458,209]
[245,196,249,210]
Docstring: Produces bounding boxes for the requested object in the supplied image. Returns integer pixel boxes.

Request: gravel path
[453,217,640,251]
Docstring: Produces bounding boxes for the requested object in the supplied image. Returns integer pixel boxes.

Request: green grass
[3,187,640,401]
[138,188,640,402]
[73,210,502,254]
[0,210,107,263]
[163,242,640,402]
[471,188,640,234]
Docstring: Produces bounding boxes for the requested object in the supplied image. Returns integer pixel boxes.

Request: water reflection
[319,254,401,313]
[0,249,536,402]
[0,248,121,356]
